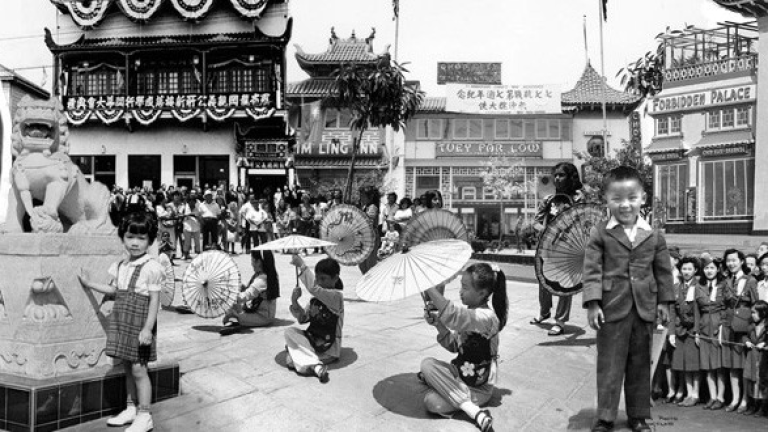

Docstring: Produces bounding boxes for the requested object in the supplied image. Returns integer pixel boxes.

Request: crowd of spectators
[107,184,440,263]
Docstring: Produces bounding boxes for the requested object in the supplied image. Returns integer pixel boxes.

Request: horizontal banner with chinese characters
[445,84,562,114]
[64,92,273,111]
[435,141,542,157]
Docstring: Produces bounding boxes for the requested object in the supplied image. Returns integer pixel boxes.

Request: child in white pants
[284,254,344,383]
[419,263,508,432]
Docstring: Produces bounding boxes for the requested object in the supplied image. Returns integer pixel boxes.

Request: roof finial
[350,29,356,40]
[330,27,338,44]
[366,27,376,44]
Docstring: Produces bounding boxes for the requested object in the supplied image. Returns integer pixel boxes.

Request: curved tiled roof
[418,97,447,113]
[562,62,641,108]
[295,29,390,77]
[286,79,336,97]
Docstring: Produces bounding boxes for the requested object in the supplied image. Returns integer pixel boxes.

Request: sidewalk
[60,252,767,432]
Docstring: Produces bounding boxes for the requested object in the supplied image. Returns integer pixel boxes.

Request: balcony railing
[664,54,757,83]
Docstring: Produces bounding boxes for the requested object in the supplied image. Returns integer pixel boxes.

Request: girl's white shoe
[126,412,153,432]
[107,405,136,426]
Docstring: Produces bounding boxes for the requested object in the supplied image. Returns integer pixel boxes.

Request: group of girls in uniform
[77,210,509,432]
[656,247,768,418]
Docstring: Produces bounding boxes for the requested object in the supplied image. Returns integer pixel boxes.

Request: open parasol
[181,250,240,318]
[535,203,607,297]
[253,233,337,252]
[156,254,176,308]
[356,239,472,302]
[401,209,469,247]
[320,204,377,266]
[253,233,337,287]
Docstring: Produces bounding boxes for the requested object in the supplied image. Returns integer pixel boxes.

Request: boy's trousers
[596,305,652,422]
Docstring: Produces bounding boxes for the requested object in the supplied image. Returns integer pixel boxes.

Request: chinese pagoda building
[45,0,292,193]
[286,28,388,197]
[645,20,759,234]
[402,62,640,238]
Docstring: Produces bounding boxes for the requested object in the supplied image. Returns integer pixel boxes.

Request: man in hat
[199,190,222,250]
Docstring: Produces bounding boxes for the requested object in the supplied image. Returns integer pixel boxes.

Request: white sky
[0,0,746,96]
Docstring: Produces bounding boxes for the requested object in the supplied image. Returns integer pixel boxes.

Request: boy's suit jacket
[582,220,676,323]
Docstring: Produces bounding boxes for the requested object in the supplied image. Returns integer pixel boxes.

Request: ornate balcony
[664,54,757,83]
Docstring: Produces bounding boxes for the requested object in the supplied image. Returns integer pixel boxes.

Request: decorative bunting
[65,109,92,126]
[206,107,236,121]
[66,0,113,28]
[170,0,215,21]
[228,0,270,19]
[116,0,163,22]
[171,108,202,122]
[94,109,125,124]
[131,108,162,126]
[245,107,275,121]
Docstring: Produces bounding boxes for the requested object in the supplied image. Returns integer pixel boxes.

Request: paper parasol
[156,254,176,308]
[253,233,337,252]
[320,204,377,266]
[181,250,240,318]
[535,203,607,296]
[401,209,469,247]
[356,239,472,302]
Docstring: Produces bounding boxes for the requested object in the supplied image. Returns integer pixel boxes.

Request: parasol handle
[295,265,300,289]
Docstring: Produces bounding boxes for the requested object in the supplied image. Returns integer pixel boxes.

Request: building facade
[403,63,640,238]
[0,64,51,118]
[47,0,292,193]
[646,21,758,234]
[286,29,387,198]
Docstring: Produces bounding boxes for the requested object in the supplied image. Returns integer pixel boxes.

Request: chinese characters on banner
[445,84,562,115]
[64,92,273,111]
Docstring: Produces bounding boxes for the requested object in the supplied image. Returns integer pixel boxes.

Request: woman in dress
[530,162,584,336]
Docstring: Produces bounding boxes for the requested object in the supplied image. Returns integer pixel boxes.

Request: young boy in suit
[583,166,675,432]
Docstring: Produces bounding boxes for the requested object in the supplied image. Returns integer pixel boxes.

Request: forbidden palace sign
[445,84,562,115]
[435,141,542,157]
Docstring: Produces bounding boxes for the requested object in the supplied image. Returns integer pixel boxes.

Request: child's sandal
[474,409,493,432]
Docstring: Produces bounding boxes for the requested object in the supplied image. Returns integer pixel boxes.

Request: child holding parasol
[78,212,164,432]
[419,263,508,432]
[284,254,344,383]
[219,250,280,335]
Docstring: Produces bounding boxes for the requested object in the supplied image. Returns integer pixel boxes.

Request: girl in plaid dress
[79,212,164,432]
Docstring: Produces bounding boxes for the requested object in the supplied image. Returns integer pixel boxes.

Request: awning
[691,129,754,150]
[644,137,686,154]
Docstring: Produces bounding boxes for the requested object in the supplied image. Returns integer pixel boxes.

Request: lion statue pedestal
[0,97,179,430]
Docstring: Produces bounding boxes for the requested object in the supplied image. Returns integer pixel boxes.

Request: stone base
[0,362,179,432]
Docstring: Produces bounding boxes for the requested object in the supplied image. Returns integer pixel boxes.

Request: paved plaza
[59,252,766,432]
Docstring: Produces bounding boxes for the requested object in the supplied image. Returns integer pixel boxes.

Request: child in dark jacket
[583,167,675,432]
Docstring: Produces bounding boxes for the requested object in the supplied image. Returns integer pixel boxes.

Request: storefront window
[670,116,681,134]
[656,117,669,136]
[701,158,754,220]
[707,110,721,130]
[324,109,353,129]
[657,164,687,222]
[535,119,561,140]
[736,107,751,126]
[460,211,476,234]
[495,120,509,139]
[707,107,751,132]
[453,119,483,139]
[71,155,116,190]
[417,119,443,139]
[415,176,439,197]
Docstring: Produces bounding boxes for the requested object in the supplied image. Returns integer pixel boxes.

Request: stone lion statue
[1,96,114,234]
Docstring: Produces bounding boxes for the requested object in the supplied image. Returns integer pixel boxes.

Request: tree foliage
[617,25,694,100]
[333,58,425,202]
[575,140,654,215]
